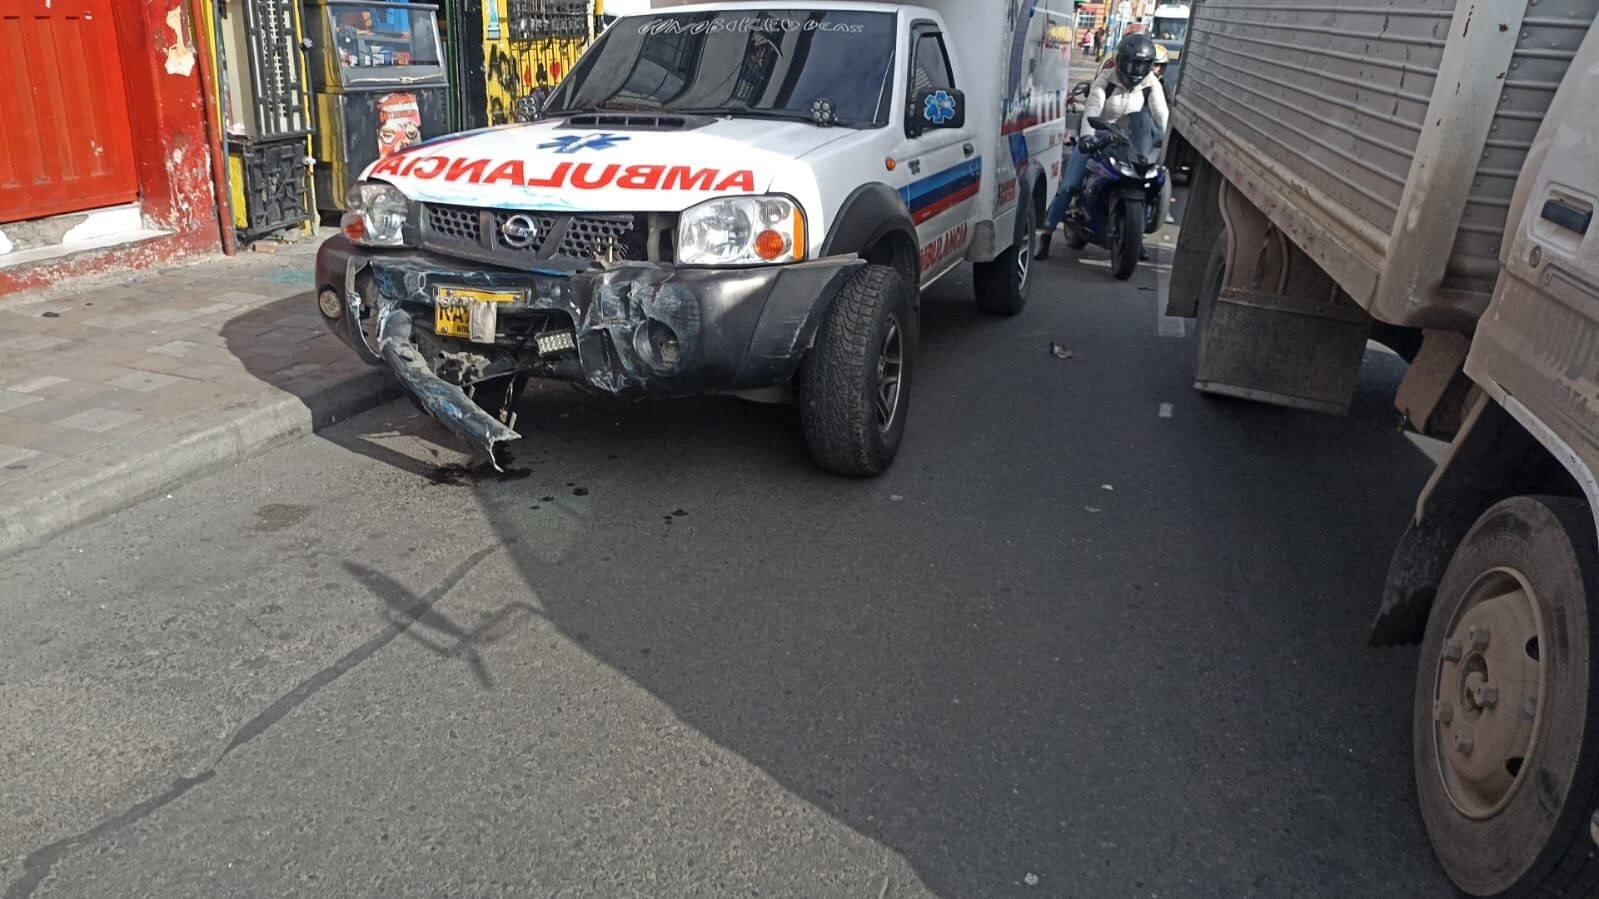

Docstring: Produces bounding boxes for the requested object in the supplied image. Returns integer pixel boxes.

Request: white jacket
[1079,69,1169,139]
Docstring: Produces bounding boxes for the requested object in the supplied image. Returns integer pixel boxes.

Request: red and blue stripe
[901,158,983,225]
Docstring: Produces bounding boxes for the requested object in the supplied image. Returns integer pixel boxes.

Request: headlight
[677,195,806,266]
[1113,159,1140,178]
[341,182,410,247]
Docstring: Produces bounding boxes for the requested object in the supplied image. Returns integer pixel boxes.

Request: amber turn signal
[754,229,789,261]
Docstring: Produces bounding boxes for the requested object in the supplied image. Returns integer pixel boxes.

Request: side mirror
[911,88,966,135]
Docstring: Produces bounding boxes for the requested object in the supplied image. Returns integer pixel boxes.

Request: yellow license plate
[433,286,522,339]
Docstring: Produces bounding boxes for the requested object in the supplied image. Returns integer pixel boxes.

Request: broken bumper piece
[375,302,520,468]
[314,237,864,453]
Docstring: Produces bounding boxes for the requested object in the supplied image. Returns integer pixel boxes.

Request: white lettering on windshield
[637,17,866,36]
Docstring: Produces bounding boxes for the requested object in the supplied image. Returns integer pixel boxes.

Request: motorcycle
[1061,109,1167,280]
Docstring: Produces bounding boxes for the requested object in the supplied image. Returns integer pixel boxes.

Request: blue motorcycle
[1060,110,1167,280]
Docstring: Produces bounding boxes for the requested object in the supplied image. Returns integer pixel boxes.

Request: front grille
[419,204,651,267]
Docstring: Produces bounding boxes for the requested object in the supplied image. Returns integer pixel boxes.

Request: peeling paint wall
[161,4,198,76]
[1,0,220,295]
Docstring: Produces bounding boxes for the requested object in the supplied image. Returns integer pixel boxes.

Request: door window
[909,31,955,96]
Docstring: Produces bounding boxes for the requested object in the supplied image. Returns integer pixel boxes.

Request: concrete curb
[0,369,400,560]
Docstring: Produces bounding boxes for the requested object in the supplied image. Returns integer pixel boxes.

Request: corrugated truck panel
[1175,0,1597,330]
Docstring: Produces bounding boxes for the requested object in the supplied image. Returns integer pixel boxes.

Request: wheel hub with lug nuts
[875,315,903,433]
[1432,567,1546,819]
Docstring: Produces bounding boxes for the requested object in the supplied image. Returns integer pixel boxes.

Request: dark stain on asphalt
[3,545,502,899]
[573,486,589,496]
[423,463,532,486]
[253,503,313,533]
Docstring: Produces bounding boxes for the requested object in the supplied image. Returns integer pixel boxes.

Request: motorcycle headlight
[1113,159,1140,178]
[677,195,806,266]
[341,182,411,247]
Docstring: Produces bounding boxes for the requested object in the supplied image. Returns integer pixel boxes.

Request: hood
[362,117,848,212]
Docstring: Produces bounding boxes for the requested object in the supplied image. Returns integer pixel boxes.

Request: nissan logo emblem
[500,214,539,249]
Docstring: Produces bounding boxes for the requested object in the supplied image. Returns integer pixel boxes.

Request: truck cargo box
[1171,0,1597,331]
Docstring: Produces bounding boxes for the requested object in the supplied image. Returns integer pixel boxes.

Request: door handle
[1542,198,1593,235]
[963,143,975,157]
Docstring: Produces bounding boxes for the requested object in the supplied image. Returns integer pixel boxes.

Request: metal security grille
[420,204,645,266]
[244,0,310,136]
[507,0,590,42]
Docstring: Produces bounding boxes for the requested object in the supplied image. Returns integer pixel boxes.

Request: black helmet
[1116,33,1157,85]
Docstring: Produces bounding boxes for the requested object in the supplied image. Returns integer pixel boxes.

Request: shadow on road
[317,263,1445,894]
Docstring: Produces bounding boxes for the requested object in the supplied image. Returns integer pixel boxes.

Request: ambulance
[316,1,1070,474]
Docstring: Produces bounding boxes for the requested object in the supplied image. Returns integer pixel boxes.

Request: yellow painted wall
[482,1,596,126]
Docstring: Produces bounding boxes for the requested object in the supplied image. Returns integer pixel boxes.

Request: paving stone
[107,371,180,393]
[53,407,145,433]
[1,335,71,352]
[0,443,39,468]
[0,417,118,456]
[81,313,146,330]
[148,339,200,357]
[0,390,43,414]
[4,375,69,394]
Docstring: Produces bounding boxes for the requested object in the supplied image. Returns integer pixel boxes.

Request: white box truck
[1165,1,1599,893]
[317,0,1071,475]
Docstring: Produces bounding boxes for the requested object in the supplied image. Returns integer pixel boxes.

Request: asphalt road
[0,237,1454,897]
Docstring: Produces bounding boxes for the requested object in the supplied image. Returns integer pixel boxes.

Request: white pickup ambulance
[316,1,1069,474]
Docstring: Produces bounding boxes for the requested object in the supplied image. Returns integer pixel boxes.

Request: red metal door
[0,0,139,224]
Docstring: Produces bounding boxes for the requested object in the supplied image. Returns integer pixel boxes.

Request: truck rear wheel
[974,198,1034,316]
[800,264,913,477]
[1415,495,1599,897]
[1111,199,1144,280]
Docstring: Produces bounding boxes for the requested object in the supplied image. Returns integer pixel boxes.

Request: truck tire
[800,265,913,477]
[1111,199,1144,280]
[1414,495,1599,898]
[974,198,1034,316]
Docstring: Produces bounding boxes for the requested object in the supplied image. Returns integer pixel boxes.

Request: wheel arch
[820,183,921,287]
[1372,394,1594,646]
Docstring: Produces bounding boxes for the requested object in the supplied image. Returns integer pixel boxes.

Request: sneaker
[1035,232,1053,260]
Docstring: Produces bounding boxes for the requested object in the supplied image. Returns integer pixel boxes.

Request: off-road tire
[800,265,914,477]
[1111,199,1144,280]
[1415,495,1599,898]
[974,198,1034,316]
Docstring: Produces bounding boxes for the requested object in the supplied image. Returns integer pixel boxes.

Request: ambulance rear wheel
[975,199,1034,316]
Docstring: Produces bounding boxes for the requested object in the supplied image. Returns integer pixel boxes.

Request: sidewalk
[0,233,397,558]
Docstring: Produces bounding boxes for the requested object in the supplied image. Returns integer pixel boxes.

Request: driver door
[894,24,978,283]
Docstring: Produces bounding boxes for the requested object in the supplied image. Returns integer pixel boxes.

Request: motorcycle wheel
[1067,229,1088,250]
[1111,200,1144,281]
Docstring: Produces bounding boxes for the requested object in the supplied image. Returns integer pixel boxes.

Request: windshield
[547,10,896,127]
[1113,110,1160,166]
[1151,17,1189,42]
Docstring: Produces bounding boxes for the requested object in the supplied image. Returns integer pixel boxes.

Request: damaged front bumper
[314,237,863,460]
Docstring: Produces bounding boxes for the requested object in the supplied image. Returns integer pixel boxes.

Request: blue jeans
[1046,144,1091,232]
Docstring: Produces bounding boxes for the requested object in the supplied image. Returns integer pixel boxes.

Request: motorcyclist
[1039,33,1169,259]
